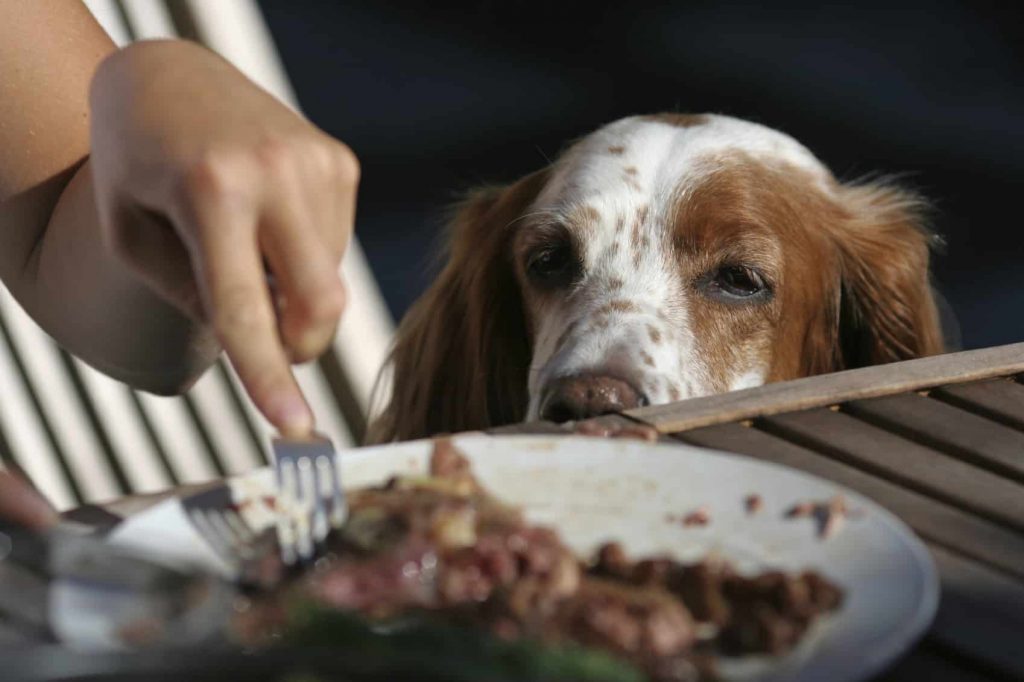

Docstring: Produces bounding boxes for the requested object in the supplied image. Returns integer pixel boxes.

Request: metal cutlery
[270,432,346,565]
[0,522,234,650]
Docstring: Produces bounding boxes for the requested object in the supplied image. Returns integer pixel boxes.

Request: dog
[368,113,944,443]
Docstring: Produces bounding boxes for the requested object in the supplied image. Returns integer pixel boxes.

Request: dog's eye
[707,265,770,301]
[526,243,578,288]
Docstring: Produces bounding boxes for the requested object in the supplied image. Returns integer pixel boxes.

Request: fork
[272,432,346,565]
[187,505,259,571]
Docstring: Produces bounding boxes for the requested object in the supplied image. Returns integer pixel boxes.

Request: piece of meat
[784,494,858,539]
[593,541,632,580]
[719,602,801,655]
[717,570,845,655]
[588,543,843,656]
[303,537,438,618]
[550,578,695,659]
[429,437,472,478]
[669,562,733,628]
[682,507,711,527]
[785,501,816,518]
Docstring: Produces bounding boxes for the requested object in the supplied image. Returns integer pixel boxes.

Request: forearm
[11,159,220,394]
[0,3,219,392]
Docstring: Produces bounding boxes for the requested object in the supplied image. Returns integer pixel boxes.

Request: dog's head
[369,114,944,442]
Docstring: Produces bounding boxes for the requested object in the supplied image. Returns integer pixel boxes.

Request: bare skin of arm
[0,472,58,531]
[0,2,359,436]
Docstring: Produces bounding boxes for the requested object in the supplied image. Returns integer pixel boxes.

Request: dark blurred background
[259,0,1023,350]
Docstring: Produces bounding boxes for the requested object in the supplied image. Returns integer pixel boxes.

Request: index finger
[188,200,314,437]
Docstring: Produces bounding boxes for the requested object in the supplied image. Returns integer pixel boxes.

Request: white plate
[109,434,938,681]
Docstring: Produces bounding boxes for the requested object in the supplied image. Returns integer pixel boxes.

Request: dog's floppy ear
[367,169,549,443]
[832,181,945,368]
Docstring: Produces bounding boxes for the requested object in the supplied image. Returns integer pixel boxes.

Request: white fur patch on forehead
[603,114,830,179]
[535,114,833,210]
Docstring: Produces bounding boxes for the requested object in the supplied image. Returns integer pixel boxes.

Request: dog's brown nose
[540,374,646,423]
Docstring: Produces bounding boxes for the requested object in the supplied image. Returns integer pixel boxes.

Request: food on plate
[784,494,856,539]
[232,439,843,681]
[681,506,711,527]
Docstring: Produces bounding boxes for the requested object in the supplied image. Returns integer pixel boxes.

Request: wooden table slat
[676,423,1024,580]
[758,408,1024,532]
[926,543,1024,678]
[931,378,1024,432]
[844,393,1024,483]
[627,343,1024,433]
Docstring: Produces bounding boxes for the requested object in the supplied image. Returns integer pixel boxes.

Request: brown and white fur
[369,114,943,443]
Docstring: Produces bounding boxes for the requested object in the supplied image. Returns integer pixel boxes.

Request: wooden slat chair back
[0,0,395,510]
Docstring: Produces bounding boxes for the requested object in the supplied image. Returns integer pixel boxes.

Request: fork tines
[188,506,257,566]
[271,433,345,565]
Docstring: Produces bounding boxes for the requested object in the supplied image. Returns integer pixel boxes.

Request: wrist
[90,39,223,112]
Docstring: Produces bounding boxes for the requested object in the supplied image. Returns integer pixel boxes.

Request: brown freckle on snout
[633,251,642,268]
[580,205,601,224]
[614,215,625,233]
[608,145,626,155]
[630,205,650,250]
[636,204,649,226]
[640,351,655,367]
[647,325,662,344]
[668,386,681,401]
[593,317,610,330]
[608,242,620,256]
[596,299,640,315]
[624,166,638,176]
[608,277,624,290]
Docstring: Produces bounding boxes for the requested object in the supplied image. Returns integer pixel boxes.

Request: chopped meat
[784,494,857,540]
[803,570,844,611]
[669,561,733,627]
[785,501,816,518]
[819,495,847,539]
[235,439,843,680]
[428,437,471,478]
[682,506,711,527]
[550,578,695,659]
[592,541,633,580]
[588,543,842,655]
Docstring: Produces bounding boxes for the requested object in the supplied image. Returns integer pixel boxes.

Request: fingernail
[269,394,314,437]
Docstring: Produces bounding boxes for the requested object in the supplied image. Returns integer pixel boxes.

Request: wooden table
[492,342,1024,682]
[80,342,1024,681]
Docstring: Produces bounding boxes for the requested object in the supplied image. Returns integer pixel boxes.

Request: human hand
[88,40,357,436]
[0,471,58,531]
